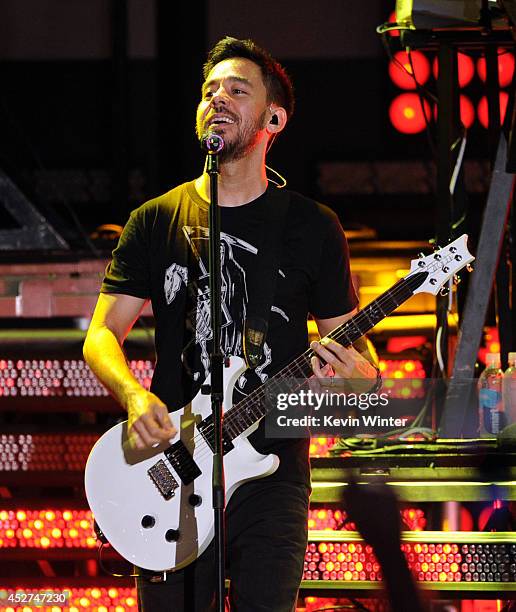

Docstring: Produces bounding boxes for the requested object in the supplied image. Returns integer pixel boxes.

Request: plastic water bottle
[478,352,504,436]
[502,352,516,426]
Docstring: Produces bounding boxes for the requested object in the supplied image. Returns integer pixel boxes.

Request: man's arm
[83,293,176,449]
[311,308,379,382]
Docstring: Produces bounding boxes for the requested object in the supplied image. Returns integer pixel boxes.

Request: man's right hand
[126,389,177,450]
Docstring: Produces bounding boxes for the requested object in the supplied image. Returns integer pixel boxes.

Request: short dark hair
[203,36,295,120]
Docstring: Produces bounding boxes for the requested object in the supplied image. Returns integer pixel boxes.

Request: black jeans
[136,479,310,612]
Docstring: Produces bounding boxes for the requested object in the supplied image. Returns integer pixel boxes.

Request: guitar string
[159,288,416,476]
[159,265,443,472]
[158,265,438,470]
[160,269,432,474]
[158,250,464,469]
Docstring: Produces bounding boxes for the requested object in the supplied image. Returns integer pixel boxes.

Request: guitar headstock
[409,234,475,295]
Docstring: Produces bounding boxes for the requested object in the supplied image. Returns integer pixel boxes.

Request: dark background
[0,0,491,243]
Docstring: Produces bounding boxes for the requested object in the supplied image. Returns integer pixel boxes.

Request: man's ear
[266,107,287,134]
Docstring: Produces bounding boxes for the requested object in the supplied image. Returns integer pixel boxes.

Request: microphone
[201,132,225,154]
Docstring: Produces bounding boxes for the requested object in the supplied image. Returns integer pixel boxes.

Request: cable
[376,21,410,36]
[406,47,439,160]
[450,133,467,196]
[435,325,445,374]
[97,542,139,578]
[265,164,287,188]
[378,30,438,160]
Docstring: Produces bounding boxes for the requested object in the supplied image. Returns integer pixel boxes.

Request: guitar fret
[223,270,434,442]
[361,308,376,333]
[224,419,238,438]
[237,405,253,429]
[229,408,249,436]
[332,327,352,346]
[290,359,309,379]
[376,302,387,317]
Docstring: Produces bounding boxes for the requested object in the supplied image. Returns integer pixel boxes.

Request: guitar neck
[223,270,428,438]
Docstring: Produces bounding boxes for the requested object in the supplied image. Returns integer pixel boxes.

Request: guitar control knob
[141,515,156,529]
[165,529,180,542]
[189,494,202,507]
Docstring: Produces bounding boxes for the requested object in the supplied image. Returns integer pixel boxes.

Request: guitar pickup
[165,440,202,486]
[148,460,179,500]
[197,416,234,455]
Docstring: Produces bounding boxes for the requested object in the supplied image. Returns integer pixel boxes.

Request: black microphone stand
[204,133,226,612]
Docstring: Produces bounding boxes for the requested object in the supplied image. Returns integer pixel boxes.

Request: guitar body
[84,356,279,572]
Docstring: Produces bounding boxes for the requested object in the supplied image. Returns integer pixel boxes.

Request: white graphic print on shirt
[163,225,276,386]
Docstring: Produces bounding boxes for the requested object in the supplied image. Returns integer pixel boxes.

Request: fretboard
[220,270,429,441]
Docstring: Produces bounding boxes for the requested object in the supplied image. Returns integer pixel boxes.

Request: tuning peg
[453,274,461,285]
[418,252,425,258]
[466,263,474,272]
[440,286,449,297]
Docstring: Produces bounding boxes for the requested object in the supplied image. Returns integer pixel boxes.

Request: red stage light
[0,433,98,472]
[389,51,430,89]
[0,509,95,549]
[0,358,154,398]
[0,587,139,611]
[433,95,475,129]
[303,539,516,584]
[433,53,475,88]
[386,336,427,353]
[477,50,515,87]
[477,92,509,128]
[389,93,431,134]
[459,95,475,128]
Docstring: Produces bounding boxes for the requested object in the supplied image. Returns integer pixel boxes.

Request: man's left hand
[310,338,377,382]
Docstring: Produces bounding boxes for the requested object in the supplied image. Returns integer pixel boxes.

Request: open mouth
[208,115,236,129]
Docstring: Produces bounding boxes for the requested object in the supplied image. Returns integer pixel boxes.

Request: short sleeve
[101,207,151,298]
[308,208,358,319]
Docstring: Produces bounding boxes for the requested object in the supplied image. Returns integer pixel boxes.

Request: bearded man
[83,36,377,611]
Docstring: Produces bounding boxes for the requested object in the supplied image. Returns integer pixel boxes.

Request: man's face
[196,57,269,163]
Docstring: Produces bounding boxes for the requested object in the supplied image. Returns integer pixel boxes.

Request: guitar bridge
[148,460,179,500]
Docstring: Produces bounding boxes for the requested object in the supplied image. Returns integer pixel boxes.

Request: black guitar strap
[243,187,291,368]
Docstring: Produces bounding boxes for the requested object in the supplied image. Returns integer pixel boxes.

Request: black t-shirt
[101,181,358,485]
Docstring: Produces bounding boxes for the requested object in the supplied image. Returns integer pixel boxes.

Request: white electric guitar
[85,235,474,572]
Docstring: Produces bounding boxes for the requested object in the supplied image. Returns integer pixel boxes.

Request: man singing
[84,36,377,611]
